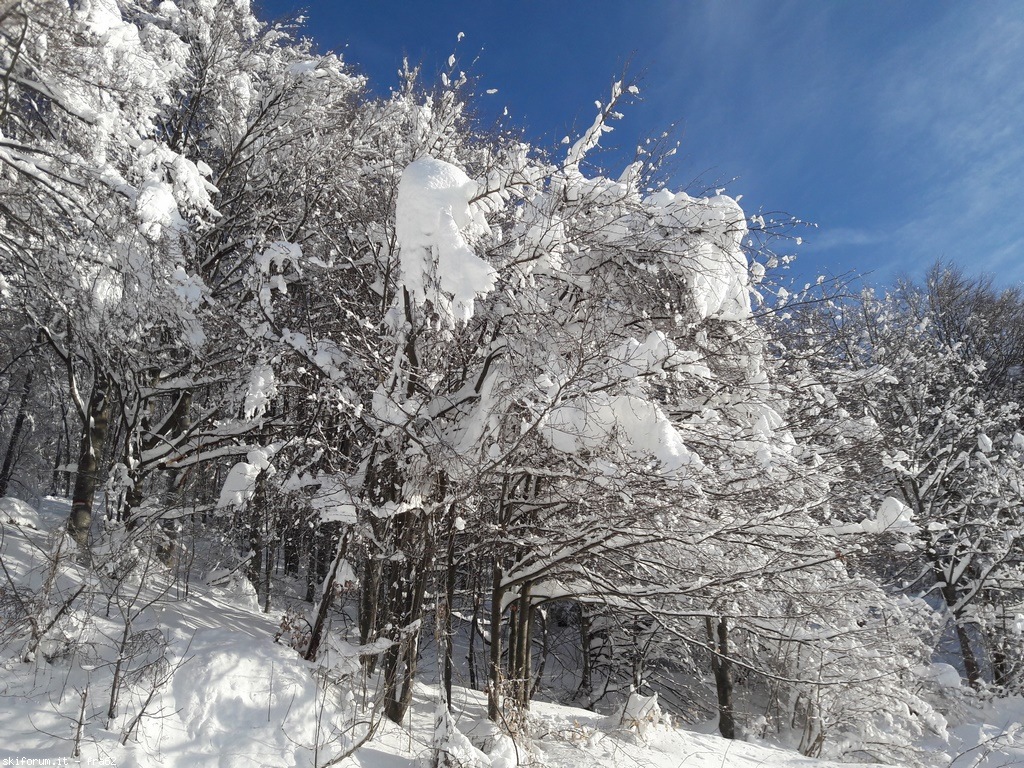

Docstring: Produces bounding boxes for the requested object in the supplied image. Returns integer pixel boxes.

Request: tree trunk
[68,374,111,551]
[381,511,432,724]
[953,619,983,688]
[939,578,983,687]
[487,561,504,722]
[0,365,34,497]
[510,582,533,710]
[707,616,736,740]
[468,577,481,690]
[358,549,381,646]
[992,638,1010,689]
[305,525,324,604]
[263,533,273,613]
[382,566,427,723]
[49,404,68,496]
[442,527,456,711]
[508,595,521,704]
[282,513,301,577]
[532,607,548,700]
[304,531,350,662]
[246,504,263,594]
[578,607,593,701]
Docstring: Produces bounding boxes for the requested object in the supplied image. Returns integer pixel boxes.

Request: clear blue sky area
[256,0,1024,289]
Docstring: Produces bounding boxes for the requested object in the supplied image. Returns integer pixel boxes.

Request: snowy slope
[0,497,1021,768]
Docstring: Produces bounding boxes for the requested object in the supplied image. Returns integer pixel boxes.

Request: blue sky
[257,1,1024,289]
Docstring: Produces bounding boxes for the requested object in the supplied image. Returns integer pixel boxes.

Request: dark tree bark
[441,525,457,711]
[246,502,264,592]
[509,582,533,710]
[0,365,33,497]
[50,404,71,496]
[468,574,481,690]
[381,534,431,723]
[304,531,351,662]
[487,560,504,723]
[282,512,303,577]
[708,616,736,740]
[532,605,548,700]
[358,549,382,647]
[935,562,983,688]
[992,635,1010,689]
[578,606,593,701]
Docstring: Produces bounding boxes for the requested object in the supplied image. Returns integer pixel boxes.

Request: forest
[2,2,1024,766]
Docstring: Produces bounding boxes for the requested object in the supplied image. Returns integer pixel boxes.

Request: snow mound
[163,629,323,766]
[0,497,41,528]
[433,704,491,767]
[918,662,962,689]
[616,690,663,737]
[204,567,260,610]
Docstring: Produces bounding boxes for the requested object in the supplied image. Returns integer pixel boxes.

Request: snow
[644,188,751,320]
[926,695,1024,768]
[5,4,1024,766]
[82,0,129,37]
[918,663,963,689]
[217,460,262,508]
[171,265,207,308]
[873,495,919,535]
[608,330,686,379]
[822,496,918,537]
[136,178,183,241]
[395,156,497,324]
[163,628,326,765]
[216,447,277,509]
[256,241,302,280]
[1,498,1022,768]
[309,475,358,524]
[0,496,41,528]
[243,362,277,420]
[542,393,703,475]
[616,689,663,735]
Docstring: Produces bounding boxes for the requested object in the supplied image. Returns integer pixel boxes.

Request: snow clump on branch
[395,155,497,325]
[644,189,751,321]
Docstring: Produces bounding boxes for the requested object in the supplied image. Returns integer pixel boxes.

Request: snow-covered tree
[3,5,995,763]
[0,0,224,548]
[811,276,1024,692]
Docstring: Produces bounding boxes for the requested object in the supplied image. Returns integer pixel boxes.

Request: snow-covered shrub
[616,689,664,737]
[0,528,86,664]
[432,704,492,768]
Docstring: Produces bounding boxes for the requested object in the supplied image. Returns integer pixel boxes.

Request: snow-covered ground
[1,497,1022,768]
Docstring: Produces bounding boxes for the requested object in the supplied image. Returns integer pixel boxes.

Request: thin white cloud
[561,2,1024,287]
[804,226,887,253]
[858,3,1024,283]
